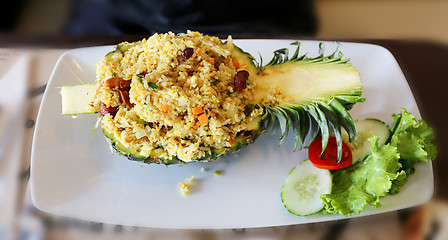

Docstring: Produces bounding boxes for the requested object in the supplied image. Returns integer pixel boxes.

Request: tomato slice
[308,136,352,170]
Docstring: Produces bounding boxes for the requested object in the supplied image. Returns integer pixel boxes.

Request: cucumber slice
[61,84,98,115]
[281,160,332,216]
[343,118,390,163]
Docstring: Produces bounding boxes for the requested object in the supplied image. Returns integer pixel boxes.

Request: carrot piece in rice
[198,113,208,125]
[191,106,203,115]
[160,104,169,113]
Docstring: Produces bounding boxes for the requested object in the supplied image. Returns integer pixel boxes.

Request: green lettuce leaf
[322,109,436,216]
[391,132,428,162]
[410,121,437,160]
[350,137,402,197]
[390,109,415,135]
[322,137,400,215]
[390,108,437,162]
[389,167,413,195]
[322,167,380,216]
[389,108,437,194]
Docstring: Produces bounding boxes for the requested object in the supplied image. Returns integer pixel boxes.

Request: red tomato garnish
[308,136,352,170]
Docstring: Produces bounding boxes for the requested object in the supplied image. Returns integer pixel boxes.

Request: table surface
[2,36,447,239]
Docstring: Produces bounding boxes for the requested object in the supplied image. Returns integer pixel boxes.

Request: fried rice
[91,31,263,162]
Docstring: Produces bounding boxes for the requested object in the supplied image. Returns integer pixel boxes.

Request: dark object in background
[0,0,25,31]
[64,0,316,37]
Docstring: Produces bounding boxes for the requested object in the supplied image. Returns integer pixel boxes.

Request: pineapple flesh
[230,42,363,162]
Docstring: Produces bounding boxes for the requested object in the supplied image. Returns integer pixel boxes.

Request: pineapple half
[61,40,363,165]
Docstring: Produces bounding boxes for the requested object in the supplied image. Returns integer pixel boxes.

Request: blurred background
[2,0,448,43]
[1,0,447,240]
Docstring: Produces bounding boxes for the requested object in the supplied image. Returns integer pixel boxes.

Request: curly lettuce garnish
[321,108,436,216]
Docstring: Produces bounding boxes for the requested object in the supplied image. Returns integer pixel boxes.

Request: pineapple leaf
[266,108,279,136]
[318,101,343,162]
[317,101,340,127]
[304,104,327,152]
[327,42,340,59]
[284,107,301,151]
[318,43,325,58]
[329,98,357,142]
[264,97,359,162]
[334,95,366,105]
[298,107,310,147]
[262,42,352,69]
[331,120,343,162]
[314,104,330,152]
[290,41,300,59]
[274,107,290,145]
[307,114,320,147]
[258,52,263,69]
[281,48,289,62]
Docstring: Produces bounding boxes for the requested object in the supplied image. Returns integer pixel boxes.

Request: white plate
[30,40,433,229]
